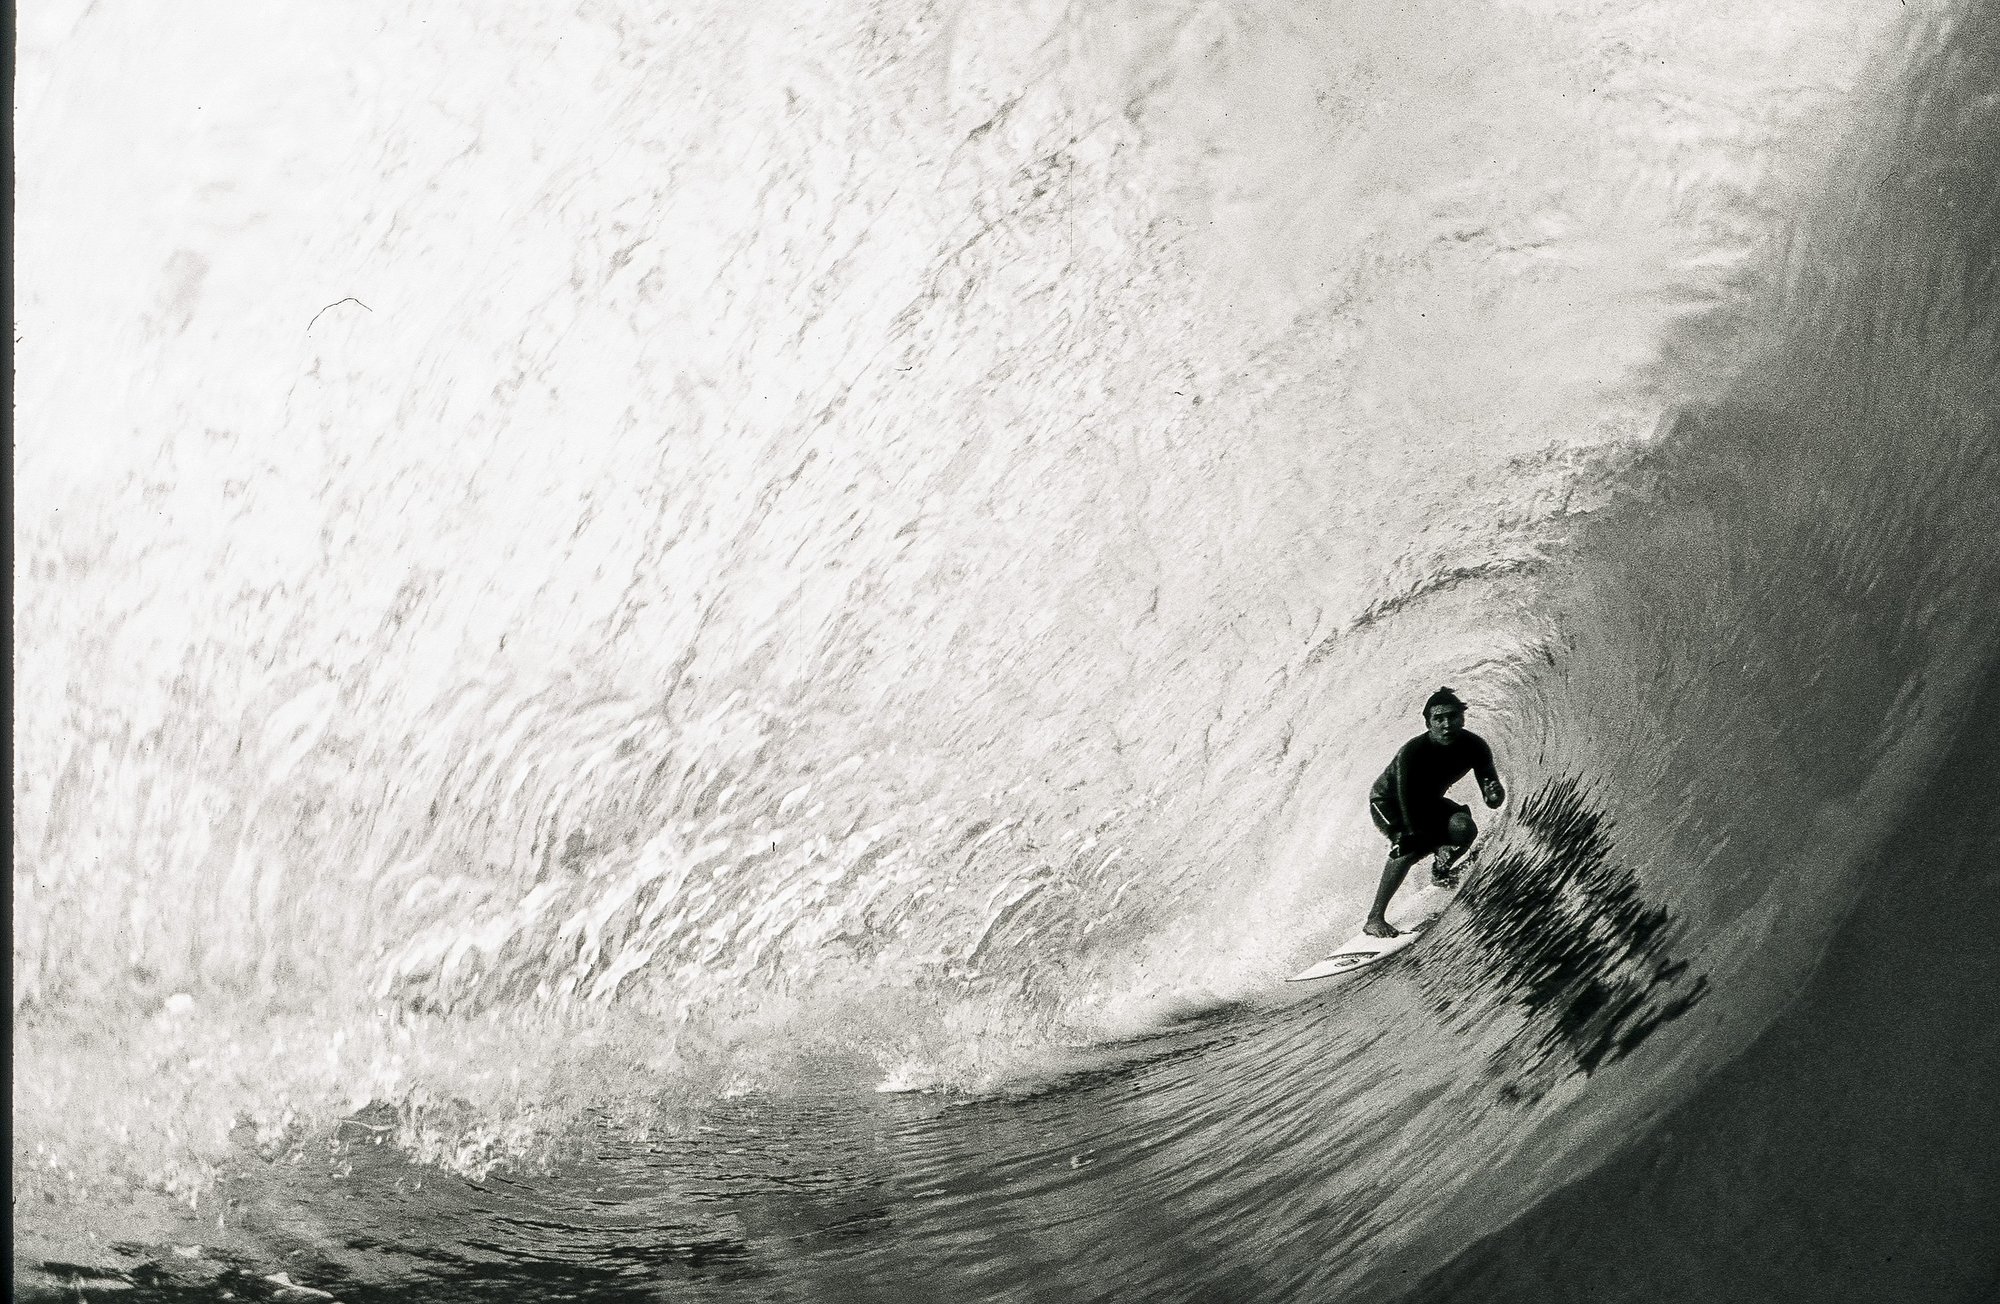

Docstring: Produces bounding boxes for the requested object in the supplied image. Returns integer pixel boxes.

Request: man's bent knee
[1446,811,1478,846]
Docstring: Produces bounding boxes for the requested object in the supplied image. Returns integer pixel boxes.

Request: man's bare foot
[1363,918,1400,939]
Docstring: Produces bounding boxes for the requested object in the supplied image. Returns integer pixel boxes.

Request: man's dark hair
[1423,686,1465,714]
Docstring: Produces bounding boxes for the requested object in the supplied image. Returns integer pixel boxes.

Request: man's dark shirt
[1370,731,1499,834]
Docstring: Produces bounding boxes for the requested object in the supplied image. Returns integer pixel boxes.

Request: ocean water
[13,0,1999,1299]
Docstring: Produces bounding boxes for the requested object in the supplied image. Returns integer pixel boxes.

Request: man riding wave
[1364,687,1505,937]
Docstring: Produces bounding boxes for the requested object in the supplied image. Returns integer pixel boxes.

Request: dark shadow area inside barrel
[1418,777,1708,1104]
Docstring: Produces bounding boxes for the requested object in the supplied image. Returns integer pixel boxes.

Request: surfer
[1363,687,1505,937]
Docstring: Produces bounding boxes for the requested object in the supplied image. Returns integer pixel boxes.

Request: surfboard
[1286,877,1458,983]
[1286,925,1426,981]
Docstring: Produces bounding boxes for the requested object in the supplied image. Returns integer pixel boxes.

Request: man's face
[1426,705,1464,744]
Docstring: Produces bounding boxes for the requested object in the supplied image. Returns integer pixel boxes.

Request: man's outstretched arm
[1393,747,1422,842]
[1473,738,1505,808]
[1372,803,1415,858]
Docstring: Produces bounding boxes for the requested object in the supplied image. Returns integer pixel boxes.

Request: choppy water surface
[14,0,1999,1299]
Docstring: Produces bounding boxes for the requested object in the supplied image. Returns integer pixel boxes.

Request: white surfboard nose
[1286,926,1425,982]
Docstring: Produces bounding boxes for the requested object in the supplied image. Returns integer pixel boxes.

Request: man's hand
[1480,777,1505,809]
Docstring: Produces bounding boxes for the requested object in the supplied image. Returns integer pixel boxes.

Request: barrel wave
[14,0,1998,1299]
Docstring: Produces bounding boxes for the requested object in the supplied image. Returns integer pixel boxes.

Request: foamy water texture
[14,0,1999,1298]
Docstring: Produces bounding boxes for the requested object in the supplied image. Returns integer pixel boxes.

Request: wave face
[13,0,1997,1297]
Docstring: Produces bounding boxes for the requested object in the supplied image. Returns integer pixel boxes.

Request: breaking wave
[14,0,1996,1297]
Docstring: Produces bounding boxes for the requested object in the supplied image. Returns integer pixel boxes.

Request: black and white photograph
[14,0,1998,1299]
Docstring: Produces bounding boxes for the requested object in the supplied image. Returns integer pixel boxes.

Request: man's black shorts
[1370,797,1470,860]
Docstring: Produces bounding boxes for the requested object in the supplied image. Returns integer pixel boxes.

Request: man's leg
[1431,810,1479,886]
[1366,850,1423,937]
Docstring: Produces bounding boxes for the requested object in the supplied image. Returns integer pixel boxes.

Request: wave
[13,0,1996,1296]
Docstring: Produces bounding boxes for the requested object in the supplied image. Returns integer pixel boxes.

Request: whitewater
[13,0,1998,1298]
